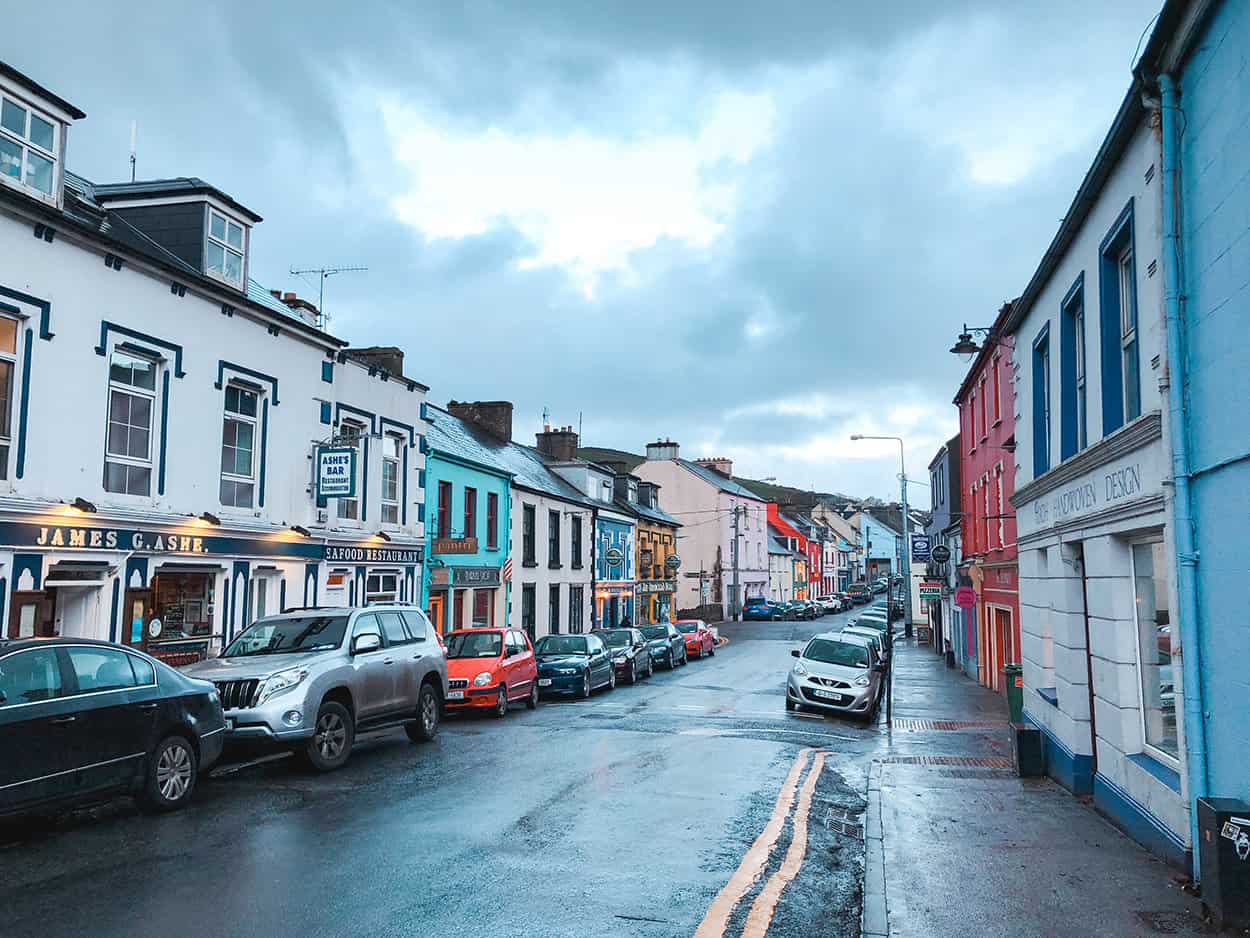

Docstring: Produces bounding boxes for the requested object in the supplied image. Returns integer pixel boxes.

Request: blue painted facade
[856,512,900,580]
[595,513,636,627]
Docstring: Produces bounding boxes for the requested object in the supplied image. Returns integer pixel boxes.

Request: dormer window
[0,94,57,200]
[206,210,245,286]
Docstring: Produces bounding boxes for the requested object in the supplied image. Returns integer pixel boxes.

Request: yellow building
[630,482,681,623]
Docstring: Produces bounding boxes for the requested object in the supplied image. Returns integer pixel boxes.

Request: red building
[954,301,1020,694]
[767,505,809,599]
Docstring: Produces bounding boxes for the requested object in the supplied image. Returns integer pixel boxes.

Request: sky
[9,0,1162,500]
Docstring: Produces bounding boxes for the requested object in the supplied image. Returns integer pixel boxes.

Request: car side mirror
[352,632,382,655]
[634,642,644,651]
[791,649,801,658]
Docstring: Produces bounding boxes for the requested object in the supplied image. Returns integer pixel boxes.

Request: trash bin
[1003,664,1024,723]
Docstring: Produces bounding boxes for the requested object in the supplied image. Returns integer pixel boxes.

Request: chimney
[536,423,579,461]
[448,400,514,442]
[273,290,321,326]
[646,438,680,460]
[347,346,405,378]
[695,457,733,478]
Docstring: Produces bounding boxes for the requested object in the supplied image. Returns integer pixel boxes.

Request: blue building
[926,434,972,674]
[854,510,901,582]
[1139,0,1250,878]
[420,405,513,634]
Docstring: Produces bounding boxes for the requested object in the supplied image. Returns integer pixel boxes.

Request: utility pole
[899,451,914,639]
[731,503,742,622]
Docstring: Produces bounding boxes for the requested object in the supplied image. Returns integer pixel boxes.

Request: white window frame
[0,314,20,483]
[0,91,59,204]
[995,467,1005,548]
[205,209,246,288]
[380,433,402,526]
[1129,537,1180,768]
[1118,245,1139,420]
[103,349,159,498]
[366,570,400,602]
[336,420,366,523]
[219,384,260,510]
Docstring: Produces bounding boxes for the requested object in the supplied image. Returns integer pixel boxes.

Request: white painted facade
[1008,110,1186,861]
[508,486,594,640]
[768,543,795,602]
[0,69,428,664]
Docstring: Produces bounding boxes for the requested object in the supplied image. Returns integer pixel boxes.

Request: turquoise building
[420,405,513,634]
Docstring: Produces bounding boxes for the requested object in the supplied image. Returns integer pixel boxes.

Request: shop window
[151,572,215,640]
[486,492,499,549]
[104,350,157,496]
[463,487,477,541]
[0,315,16,480]
[366,571,399,602]
[336,421,366,521]
[220,384,259,508]
[381,433,402,525]
[0,93,58,200]
[548,584,560,634]
[548,510,561,567]
[453,590,465,630]
[569,586,584,634]
[436,480,452,537]
[472,589,492,628]
[1132,540,1177,762]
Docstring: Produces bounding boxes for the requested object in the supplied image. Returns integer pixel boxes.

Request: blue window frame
[1098,199,1140,435]
[1032,324,1051,477]
[1059,273,1087,460]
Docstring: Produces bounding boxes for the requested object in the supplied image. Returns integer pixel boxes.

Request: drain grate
[889,719,1007,732]
[877,755,1013,768]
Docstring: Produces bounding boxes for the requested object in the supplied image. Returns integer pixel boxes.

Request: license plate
[812,688,844,701]
[447,690,465,701]
[538,679,552,687]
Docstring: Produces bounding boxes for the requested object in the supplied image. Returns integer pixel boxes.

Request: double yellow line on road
[694,747,828,938]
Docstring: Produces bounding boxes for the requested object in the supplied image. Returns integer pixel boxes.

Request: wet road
[0,606,888,938]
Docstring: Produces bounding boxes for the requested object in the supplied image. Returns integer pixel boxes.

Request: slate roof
[614,497,680,529]
[768,533,797,556]
[92,176,263,222]
[578,446,644,473]
[678,459,766,501]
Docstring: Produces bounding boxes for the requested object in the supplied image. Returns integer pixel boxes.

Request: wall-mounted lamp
[290,525,312,537]
[72,497,97,513]
[199,511,221,526]
[374,531,392,542]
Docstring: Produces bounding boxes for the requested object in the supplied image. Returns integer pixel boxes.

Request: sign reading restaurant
[323,544,424,565]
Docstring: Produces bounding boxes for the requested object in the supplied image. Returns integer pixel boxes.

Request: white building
[767,534,796,602]
[634,443,767,619]
[1006,86,1186,866]
[0,63,429,664]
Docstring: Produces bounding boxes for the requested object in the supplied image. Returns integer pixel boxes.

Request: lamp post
[850,434,912,636]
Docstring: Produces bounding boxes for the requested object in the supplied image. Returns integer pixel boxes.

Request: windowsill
[484,545,500,552]
[1126,751,1181,793]
[979,435,989,444]
[548,563,562,570]
[571,563,584,570]
[1037,686,1059,707]
[992,418,1002,428]
[522,561,538,569]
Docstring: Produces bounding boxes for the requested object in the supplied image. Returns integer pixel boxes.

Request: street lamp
[849,434,913,637]
[948,323,993,362]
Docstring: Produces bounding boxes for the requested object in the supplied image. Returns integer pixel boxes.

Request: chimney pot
[447,400,514,442]
[646,439,680,461]
[535,423,579,461]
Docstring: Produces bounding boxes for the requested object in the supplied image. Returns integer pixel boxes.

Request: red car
[444,628,539,717]
[676,619,716,659]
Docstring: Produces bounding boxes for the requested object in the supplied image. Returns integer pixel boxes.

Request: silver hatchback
[185,605,447,771]
[785,633,884,720]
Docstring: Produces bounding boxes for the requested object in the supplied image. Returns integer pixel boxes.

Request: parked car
[790,600,821,621]
[0,637,227,816]
[785,633,885,720]
[593,627,654,684]
[534,633,616,697]
[841,625,889,662]
[815,596,842,615]
[743,597,787,621]
[850,613,893,652]
[184,605,446,772]
[846,584,872,604]
[676,620,716,659]
[639,624,688,669]
[443,627,539,717]
[870,579,888,594]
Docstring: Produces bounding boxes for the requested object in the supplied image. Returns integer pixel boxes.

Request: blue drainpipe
[1158,72,1209,882]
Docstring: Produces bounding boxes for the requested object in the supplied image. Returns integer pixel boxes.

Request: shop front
[636,578,676,624]
[426,563,504,634]
[595,583,634,628]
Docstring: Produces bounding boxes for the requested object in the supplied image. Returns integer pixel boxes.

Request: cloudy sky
[11,0,1160,500]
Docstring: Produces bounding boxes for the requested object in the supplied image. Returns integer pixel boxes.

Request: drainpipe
[1157,72,1209,882]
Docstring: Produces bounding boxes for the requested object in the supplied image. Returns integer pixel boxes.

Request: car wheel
[627,660,637,685]
[140,734,198,812]
[607,666,617,691]
[679,650,689,666]
[492,685,509,719]
[406,683,441,743]
[305,701,354,771]
[526,682,539,710]
[644,656,653,678]
[785,697,796,712]
[580,671,592,699]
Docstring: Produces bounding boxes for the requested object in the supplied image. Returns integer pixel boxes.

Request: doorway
[8,591,51,639]
[428,593,445,634]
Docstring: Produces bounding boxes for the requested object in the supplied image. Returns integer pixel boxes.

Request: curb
[862,761,889,937]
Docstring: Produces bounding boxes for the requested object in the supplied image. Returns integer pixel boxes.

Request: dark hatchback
[592,628,653,684]
[639,623,687,669]
[0,638,226,817]
[743,598,786,621]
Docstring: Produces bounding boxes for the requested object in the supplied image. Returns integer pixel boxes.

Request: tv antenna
[129,121,137,182]
[289,265,368,329]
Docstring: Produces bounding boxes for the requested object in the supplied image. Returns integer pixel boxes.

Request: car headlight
[792,662,808,676]
[255,667,309,705]
[559,667,578,675]
[473,671,493,687]
[853,674,871,687]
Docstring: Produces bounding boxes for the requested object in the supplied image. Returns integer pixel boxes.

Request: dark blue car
[743,598,786,621]
[534,633,616,698]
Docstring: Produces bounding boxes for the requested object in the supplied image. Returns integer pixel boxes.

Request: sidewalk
[863,636,1209,938]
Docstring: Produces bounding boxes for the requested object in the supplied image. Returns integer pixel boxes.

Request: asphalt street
[0,606,887,938]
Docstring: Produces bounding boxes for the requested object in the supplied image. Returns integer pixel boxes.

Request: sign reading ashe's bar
[324,544,424,564]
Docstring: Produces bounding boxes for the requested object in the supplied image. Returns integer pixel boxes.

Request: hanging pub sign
[911,534,931,562]
[930,544,951,564]
[666,554,681,570]
[316,446,357,499]
[604,546,624,568]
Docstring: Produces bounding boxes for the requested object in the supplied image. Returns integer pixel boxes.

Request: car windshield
[222,615,349,657]
[535,635,588,656]
[678,622,699,633]
[446,631,503,658]
[641,626,669,640]
[744,598,765,606]
[598,630,633,648]
[803,639,869,669]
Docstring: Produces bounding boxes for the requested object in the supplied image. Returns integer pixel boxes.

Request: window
[464,487,477,541]
[601,480,613,502]
[336,422,365,520]
[996,472,1005,547]
[377,611,409,646]
[1076,301,1088,451]
[452,591,464,630]
[571,515,583,567]
[548,510,561,567]
[549,584,561,634]
[381,434,401,525]
[969,389,977,446]
[436,480,452,538]
[366,572,399,602]
[206,210,244,287]
[253,578,268,620]
[992,356,1002,423]
[1119,246,1141,422]
[1032,326,1051,477]
[0,648,65,706]
[0,94,57,199]
[1099,201,1140,434]
[472,589,492,628]
[486,492,499,549]
[1132,540,1176,761]
[569,586,584,633]
[522,504,536,565]
[521,584,536,639]
[66,647,141,693]
[104,350,157,496]
[978,378,987,440]
[0,316,17,480]
[220,384,258,508]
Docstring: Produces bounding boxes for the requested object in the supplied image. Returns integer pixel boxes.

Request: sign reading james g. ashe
[0,521,324,559]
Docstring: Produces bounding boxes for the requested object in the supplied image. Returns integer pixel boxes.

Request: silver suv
[184,605,447,771]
